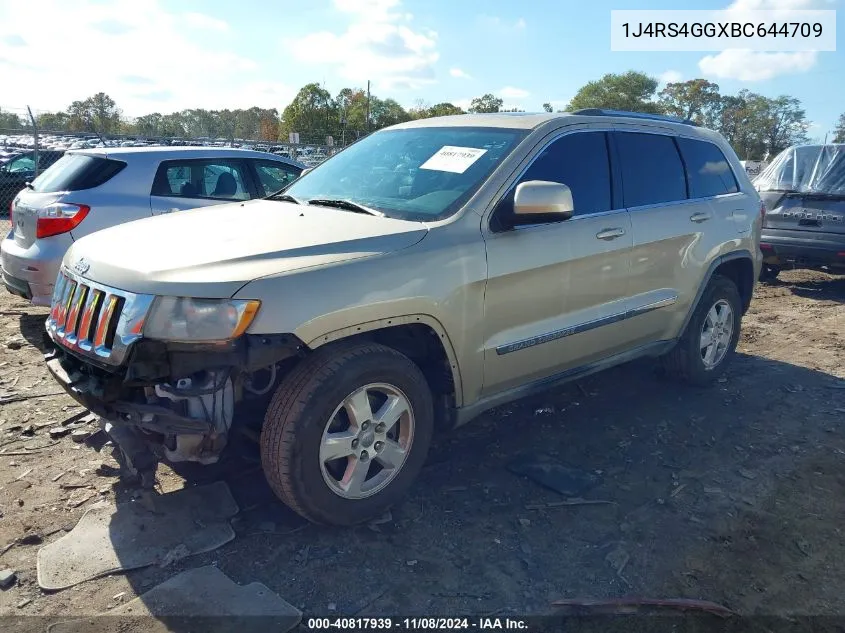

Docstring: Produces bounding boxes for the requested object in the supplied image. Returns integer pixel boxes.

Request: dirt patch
[0,269,843,619]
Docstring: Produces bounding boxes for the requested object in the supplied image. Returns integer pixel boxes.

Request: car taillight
[759,201,767,222]
[36,203,90,239]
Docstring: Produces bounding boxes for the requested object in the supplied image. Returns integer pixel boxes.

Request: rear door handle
[596,227,626,241]
[690,212,711,223]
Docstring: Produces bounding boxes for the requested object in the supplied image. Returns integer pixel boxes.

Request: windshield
[754,144,845,196]
[283,126,528,221]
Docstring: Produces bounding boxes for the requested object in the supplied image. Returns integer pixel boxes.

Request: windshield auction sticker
[420,146,487,174]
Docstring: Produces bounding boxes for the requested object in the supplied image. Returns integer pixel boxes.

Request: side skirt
[453,339,676,428]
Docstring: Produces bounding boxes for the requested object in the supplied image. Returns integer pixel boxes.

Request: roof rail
[572,108,699,126]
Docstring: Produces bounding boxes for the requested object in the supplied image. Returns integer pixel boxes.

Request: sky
[0,0,842,138]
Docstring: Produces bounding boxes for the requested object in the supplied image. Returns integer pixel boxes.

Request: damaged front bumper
[45,332,304,467]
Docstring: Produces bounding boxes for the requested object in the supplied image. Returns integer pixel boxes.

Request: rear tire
[660,275,742,386]
[260,341,434,526]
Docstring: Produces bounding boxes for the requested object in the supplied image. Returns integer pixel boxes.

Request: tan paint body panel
[61,112,763,415]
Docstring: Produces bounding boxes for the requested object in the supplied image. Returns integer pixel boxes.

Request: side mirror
[513,180,574,219]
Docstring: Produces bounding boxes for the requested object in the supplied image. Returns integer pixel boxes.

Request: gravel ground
[0,257,843,623]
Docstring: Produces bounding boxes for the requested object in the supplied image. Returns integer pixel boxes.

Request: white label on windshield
[419,146,487,174]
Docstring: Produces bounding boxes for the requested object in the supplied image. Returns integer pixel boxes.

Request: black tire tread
[260,341,429,525]
[660,274,741,386]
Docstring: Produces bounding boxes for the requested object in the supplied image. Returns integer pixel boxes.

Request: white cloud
[659,70,684,85]
[0,0,292,116]
[500,86,529,99]
[453,98,473,111]
[699,49,817,81]
[450,68,472,79]
[183,12,229,32]
[696,0,836,81]
[334,0,401,17]
[289,0,438,91]
[478,15,527,32]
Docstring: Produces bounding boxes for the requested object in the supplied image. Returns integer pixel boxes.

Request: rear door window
[252,160,302,196]
[614,132,687,207]
[676,137,739,198]
[152,159,250,200]
[30,154,126,192]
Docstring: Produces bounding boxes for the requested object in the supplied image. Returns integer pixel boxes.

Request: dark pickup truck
[755,144,845,281]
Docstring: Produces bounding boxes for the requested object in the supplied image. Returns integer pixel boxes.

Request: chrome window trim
[485,125,745,231]
[613,128,743,210]
[495,290,678,356]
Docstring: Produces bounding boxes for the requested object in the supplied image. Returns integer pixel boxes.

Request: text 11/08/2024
[305,617,530,630]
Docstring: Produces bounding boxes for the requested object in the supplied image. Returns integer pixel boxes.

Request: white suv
[2,147,304,305]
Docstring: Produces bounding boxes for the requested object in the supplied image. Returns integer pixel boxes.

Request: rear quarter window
[30,154,126,193]
[676,137,739,198]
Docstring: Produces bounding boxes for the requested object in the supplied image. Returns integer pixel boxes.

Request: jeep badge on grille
[73,258,90,275]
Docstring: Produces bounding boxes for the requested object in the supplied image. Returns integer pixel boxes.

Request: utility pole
[366,80,371,132]
[27,106,38,177]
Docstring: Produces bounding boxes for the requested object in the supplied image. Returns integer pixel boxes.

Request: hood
[64,199,428,297]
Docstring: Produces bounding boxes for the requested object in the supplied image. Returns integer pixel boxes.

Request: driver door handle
[596,227,626,241]
[690,212,711,223]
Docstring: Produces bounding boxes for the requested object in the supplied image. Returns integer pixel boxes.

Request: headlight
[144,297,260,343]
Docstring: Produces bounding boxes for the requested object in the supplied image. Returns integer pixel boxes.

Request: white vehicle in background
[740,160,767,177]
[2,147,305,306]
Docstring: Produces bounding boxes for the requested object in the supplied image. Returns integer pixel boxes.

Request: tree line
[1,71,843,157]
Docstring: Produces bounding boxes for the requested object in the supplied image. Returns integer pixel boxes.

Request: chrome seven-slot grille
[46,269,156,366]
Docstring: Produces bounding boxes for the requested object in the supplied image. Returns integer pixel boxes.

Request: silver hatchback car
[2,146,304,305]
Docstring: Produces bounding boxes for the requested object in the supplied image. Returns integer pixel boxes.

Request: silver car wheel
[319,382,415,500]
[700,299,734,370]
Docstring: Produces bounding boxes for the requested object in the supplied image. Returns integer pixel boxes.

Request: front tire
[660,275,742,386]
[260,341,434,526]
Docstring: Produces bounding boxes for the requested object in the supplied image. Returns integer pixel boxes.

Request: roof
[386,110,729,150]
[392,112,561,130]
[71,145,305,167]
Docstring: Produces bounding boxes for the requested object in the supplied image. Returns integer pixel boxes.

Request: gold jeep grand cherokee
[44,109,763,525]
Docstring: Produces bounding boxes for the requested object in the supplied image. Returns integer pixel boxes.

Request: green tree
[834,113,845,143]
[336,87,370,134]
[0,108,23,129]
[86,92,122,134]
[659,79,721,125]
[567,71,663,114]
[427,102,464,117]
[36,111,70,131]
[469,94,503,113]
[281,83,336,140]
[370,97,410,128]
[759,95,809,156]
[542,102,553,113]
[134,113,164,137]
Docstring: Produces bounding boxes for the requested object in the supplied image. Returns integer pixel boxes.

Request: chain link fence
[0,123,347,220]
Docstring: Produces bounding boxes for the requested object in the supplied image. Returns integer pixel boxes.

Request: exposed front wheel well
[713,256,754,313]
[308,324,458,430]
